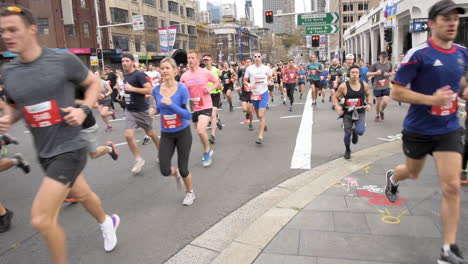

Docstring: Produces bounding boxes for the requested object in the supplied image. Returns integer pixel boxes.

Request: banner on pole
[159,27,168,52]
[168,26,177,51]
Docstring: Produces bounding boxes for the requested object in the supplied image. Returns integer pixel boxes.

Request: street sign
[306,25,339,35]
[297,12,339,26]
[90,56,99,66]
[132,15,144,31]
[409,18,429,33]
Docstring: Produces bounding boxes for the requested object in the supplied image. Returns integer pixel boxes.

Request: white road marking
[114,140,140,147]
[280,115,302,119]
[109,118,126,122]
[239,120,259,124]
[290,89,313,169]
[24,131,30,134]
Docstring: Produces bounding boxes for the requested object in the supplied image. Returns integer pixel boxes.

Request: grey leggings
[159,126,192,178]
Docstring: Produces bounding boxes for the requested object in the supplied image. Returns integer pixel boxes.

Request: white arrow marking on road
[331,13,339,24]
[290,89,313,169]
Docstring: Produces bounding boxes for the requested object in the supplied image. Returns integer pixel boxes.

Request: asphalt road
[0,85,410,264]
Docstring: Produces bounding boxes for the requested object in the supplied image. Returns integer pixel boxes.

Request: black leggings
[159,126,192,178]
[284,83,295,106]
[463,120,468,170]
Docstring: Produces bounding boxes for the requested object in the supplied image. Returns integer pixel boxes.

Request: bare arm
[126,82,152,95]
[80,72,101,109]
[391,82,452,106]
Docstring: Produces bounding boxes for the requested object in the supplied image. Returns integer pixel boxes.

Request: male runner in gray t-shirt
[0,6,120,263]
[367,51,394,122]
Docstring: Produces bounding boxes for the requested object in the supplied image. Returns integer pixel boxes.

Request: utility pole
[94,0,104,70]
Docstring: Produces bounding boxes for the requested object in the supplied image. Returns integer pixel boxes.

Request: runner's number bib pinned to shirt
[345,98,362,107]
[431,93,458,116]
[162,114,182,129]
[190,97,204,109]
[251,94,262,101]
[22,100,62,128]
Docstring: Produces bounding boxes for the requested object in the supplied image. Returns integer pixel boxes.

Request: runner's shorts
[240,91,252,103]
[81,124,99,153]
[373,88,390,98]
[402,128,463,159]
[126,110,153,131]
[310,80,321,89]
[268,85,274,92]
[192,108,213,123]
[210,93,222,108]
[39,147,87,187]
[252,91,269,111]
[98,98,112,108]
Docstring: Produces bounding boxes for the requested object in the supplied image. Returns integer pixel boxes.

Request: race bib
[289,73,294,79]
[162,114,182,129]
[377,79,388,87]
[124,94,131,104]
[225,79,231,84]
[311,70,318,75]
[190,97,204,109]
[320,76,325,81]
[22,100,62,128]
[243,86,251,92]
[251,94,262,101]
[300,75,305,79]
[431,94,458,116]
[346,98,362,107]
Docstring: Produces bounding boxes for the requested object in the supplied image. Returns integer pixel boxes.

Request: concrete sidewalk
[254,152,468,264]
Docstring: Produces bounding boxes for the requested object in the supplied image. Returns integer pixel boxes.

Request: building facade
[0,0,109,65]
[343,0,468,65]
[196,23,216,58]
[329,0,380,61]
[211,23,260,62]
[207,1,222,24]
[263,0,295,34]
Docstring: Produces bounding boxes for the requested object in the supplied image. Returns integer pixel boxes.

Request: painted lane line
[24,131,30,134]
[290,89,313,169]
[280,115,302,119]
[114,140,140,147]
[239,120,259,124]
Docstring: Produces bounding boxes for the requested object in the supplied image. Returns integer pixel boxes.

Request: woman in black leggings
[151,57,195,206]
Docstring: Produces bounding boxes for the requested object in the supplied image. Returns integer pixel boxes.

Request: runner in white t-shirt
[243,51,273,144]
[145,63,161,87]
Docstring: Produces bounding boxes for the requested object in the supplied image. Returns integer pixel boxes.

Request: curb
[164,141,401,264]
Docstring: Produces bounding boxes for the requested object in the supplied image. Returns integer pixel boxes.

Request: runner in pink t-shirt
[179,50,219,167]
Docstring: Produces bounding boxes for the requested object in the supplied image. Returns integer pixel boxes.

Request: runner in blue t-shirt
[358,58,369,83]
[319,64,329,102]
[384,2,468,263]
[297,64,308,100]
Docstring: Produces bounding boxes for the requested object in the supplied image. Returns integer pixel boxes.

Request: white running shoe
[100,214,120,252]
[131,159,145,174]
[182,191,196,206]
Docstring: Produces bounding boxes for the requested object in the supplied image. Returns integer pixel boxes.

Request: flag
[159,27,168,52]
[168,26,177,51]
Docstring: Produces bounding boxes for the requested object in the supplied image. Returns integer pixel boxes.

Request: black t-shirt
[75,85,96,129]
[106,71,117,88]
[123,70,149,112]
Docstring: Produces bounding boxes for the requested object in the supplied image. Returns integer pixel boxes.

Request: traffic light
[96,48,103,61]
[386,44,392,56]
[311,35,320,47]
[384,28,393,43]
[265,11,273,24]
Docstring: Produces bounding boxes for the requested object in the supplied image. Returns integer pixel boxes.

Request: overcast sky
[197,0,310,27]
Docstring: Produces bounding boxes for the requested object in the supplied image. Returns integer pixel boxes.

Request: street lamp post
[217,42,223,62]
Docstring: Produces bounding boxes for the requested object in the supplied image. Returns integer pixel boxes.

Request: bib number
[251,94,262,101]
[311,70,317,75]
[22,100,62,128]
[320,76,325,81]
[124,94,131,104]
[431,94,458,116]
[162,114,182,129]
[190,97,204,109]
[346,98,362,107]
[225,79,231,84]
[377,79,388,87]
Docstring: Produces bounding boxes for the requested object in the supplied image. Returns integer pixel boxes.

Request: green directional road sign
[305,25,339,35]
[297,12,339,26]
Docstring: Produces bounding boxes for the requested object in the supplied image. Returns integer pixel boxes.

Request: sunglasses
[6,6,23,13]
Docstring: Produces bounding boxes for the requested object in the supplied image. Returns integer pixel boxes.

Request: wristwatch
[79,105,92,116]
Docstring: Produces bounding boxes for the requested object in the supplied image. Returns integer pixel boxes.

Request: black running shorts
[402,128,463,160]
[192,108,213,123]
[39,147,88,187]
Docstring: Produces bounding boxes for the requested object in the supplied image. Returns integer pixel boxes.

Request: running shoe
[437,244,466,264]
[266,104,270,110]
[105,125,112,132]
[216,119,223,130]
[461,170,468,184]
[182,191,196,206]
[344,150,351,160]
[374,116,380,123]
[271,97,274,102]
[64,196,78,204]
[131,159,145,174]
[256,138,263,144]
[209,135,216,144]
[322,98,325,103]
[229,104,234,112]
[243,118,250,124]
[248,124,253,131]
[283,99,286,105]
[0,209,13,233]
[13,153,30,174]
[111,110,116,120]
[380,112,385,121]
[202,149,213,167]
[384,170,399,203]
[289,106,293,112]
[106,141,119,161]
[264,126,268,132]
[352,128,358,144]
[1,135,18,145]
[142,136,151,145]
[101,214,120,252]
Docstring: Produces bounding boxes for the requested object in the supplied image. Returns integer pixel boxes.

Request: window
[65,24,76,36]
[135,38,141,52]
[180,6,184,16]
[112,35,129,51]
[144,15,157,29]
[358,3,368,10]
[186,8,195,18]
[110,8,129,23]
[146,39,157,52]
[343,15,354,23]
[37,18,49,35]
[83,23,90,38]
[188,25,196,35]
[343,4,353,11]
[144,0,156,6]
[81,0,87,8]
[168,1,178,14]
[159,0,165,10]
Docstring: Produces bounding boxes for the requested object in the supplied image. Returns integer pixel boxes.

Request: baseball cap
[202,55,212,60]
[428,0,465,20]
[379,51,388,57]
[346,54,355,59]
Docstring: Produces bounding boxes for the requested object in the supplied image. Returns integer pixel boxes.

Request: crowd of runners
[0,1,467,264]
